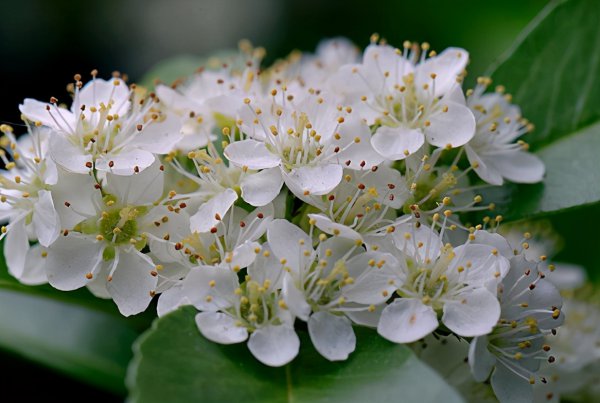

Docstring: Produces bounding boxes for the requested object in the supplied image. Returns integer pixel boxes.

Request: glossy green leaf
[0,247,154,394]
[0,289,138,395]
[487,0,600,149]
[480,0,600,220]
[127,306,464,403]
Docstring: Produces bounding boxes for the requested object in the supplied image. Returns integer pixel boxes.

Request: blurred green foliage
[270,0,548,84]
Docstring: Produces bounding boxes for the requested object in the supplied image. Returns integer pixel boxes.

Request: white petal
[52,167,100,229]
[364,44,414,79]
[241,168,283,206]
[491,363,533,403]
[442,288,500,337]
[377,298,438,343]
[392,222,442,263]
[104,159,164,205]
[425,102,475,148]
[415,47,469,97]
[486,151,545,184]
[20,99,76,131]
[46,236,103,291]
[284,164,343,196]
[195,311,248,344]
[333,119,384,169]
[308,213,362,242]
[525,279,564,330]
[190,189,238,233]
[371,126,424,160]
[49,135,92,174]
[247,325,300,367]
[86,271,111,299]
[226,241,260,271]
[224,140,281,170]
[465,145,504,185]
[181,265,238,311]
[157,285,192,317]
[77,78,130,111]
[449,244,510,286]
[316,236,358,270]
[468,335,496,382]
[227,205,274,245]
[107,250,157,316]
[267,219,312,274]
[472,230,513,259]
[345,304,384,328]
[282,274,311,321]
[155,84,199,111]
[95,148,156,176]
[316,37,360,66]
[248,243,284,290]
[144,205,191,241]
[308,311,356,361]
[33,190,60,247]
[343,252,402,305]
[128,114,183,154]
[19,244,49,285]
[272,190,288,219]
[5,218,30,281]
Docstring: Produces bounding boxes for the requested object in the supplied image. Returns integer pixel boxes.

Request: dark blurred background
[0,0,548,400]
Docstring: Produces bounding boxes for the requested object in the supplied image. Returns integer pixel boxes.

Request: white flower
[329,42,475,160]
[155,45,266,135]
[306,166,409,243]
[162,259,299,367]
[533,295,600,402]
[225,92,383,201]
[497,224,586,290]
[465,77,544,185]
[267,219,394,361]
[154,84,216,151]
[44,160,187,316]
[19,76,182,175]
[468,255,564,403]
[0,125,59,284]
[293,37,360,90]
[149,201,273,273]
[374,222,509,343]
[167,144,271,208]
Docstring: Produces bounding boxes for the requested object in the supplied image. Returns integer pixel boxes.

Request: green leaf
[484,121,600,220]
[139,50,239,88]
[0,246,154,394]
[0,289,138,395]
[127,307,464,403]
[480,0,600,220]
[487,0,600,150]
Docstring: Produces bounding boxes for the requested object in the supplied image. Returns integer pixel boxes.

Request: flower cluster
[1,37,563,402]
